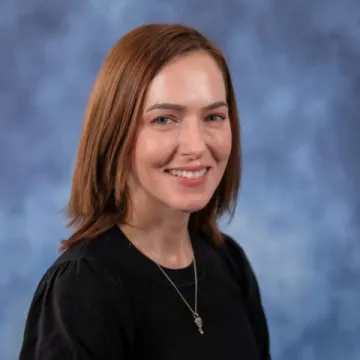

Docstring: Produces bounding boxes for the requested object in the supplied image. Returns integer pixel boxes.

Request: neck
[119,207,193,269]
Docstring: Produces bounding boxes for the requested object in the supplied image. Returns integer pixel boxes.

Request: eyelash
[206,114,226,122]
[152,114,226,125]
[152,116,174,125]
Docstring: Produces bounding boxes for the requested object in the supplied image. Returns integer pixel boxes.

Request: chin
[171,198,210,214]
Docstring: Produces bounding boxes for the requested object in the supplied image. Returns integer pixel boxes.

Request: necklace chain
[155,255,198,316]
[130,238,204,334]
[155,253,204,335]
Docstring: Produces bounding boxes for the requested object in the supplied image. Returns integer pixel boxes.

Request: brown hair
[60,23,241,251]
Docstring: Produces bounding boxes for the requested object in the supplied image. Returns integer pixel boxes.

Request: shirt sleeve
[223,235,272,360]
[19,258,134,360]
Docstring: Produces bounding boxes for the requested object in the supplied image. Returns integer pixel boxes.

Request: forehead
[144,51,226,108]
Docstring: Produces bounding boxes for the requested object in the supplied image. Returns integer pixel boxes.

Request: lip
[165,165,210,172]
[166,167,209,187]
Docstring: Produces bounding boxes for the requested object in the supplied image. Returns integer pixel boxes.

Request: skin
[120,50,232,268]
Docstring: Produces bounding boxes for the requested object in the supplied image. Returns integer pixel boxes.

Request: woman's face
[129,51,232,215]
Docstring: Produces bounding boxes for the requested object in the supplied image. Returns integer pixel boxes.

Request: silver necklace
[155,253,204,335]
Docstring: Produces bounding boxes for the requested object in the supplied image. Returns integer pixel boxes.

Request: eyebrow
[145,101,228,113]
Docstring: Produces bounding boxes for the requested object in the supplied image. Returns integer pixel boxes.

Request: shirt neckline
[109,225,209,287]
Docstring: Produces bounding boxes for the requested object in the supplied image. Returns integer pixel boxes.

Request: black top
[19,226,271,360]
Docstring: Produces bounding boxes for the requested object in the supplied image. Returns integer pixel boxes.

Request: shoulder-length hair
[60,23,241,251]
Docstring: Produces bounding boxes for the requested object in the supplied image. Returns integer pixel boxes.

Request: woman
[19,23,271,359]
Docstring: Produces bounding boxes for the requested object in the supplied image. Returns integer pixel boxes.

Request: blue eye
[206,114,224,122]
[153,116,172,125]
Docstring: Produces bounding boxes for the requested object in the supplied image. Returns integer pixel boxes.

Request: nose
[178,117,206,158]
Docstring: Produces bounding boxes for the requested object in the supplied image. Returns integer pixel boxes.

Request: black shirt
[19,226,271,359]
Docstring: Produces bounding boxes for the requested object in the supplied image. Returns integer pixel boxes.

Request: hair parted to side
[60,23,241,252]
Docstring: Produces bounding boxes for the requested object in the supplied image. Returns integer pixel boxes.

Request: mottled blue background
[1,1,359,359]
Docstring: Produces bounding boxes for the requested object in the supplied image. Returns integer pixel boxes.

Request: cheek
[210,126,232,162]
[133,132,174,170]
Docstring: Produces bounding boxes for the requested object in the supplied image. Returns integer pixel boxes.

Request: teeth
[168,168,207,179]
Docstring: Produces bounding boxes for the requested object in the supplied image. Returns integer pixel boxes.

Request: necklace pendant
[194,314,204,334]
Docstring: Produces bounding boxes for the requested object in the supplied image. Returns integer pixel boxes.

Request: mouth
[165,167,210,179]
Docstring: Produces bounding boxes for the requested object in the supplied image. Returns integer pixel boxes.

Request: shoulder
[220,233,272,359]
[54,225,127,267]
[33,255,125,308]
[35,225,135,301]
[20,233,135,359]
[221,233,247,256]
[216,232,259,296]
[27,248,134,339]
[31,225,130,305]
[219,233,252,271]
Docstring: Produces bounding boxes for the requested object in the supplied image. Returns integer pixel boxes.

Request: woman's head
[61,23,241,250]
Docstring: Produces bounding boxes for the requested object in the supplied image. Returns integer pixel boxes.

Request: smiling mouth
[165,168,209,179]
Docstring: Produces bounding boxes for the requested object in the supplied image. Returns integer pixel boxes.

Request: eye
[206,114,225,122]
[152,116,173,125]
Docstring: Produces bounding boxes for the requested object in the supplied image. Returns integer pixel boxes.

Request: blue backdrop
[1,1,359,359]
